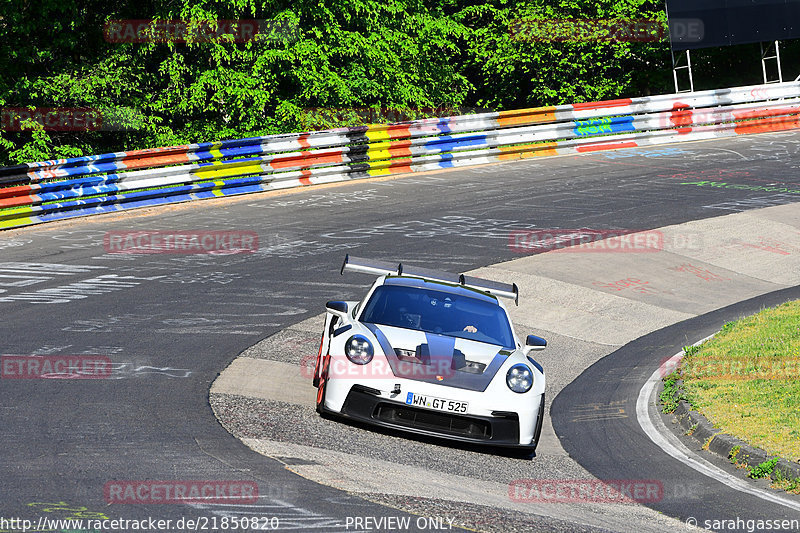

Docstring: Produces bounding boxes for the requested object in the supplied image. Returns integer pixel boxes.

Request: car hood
[363,323,511,392]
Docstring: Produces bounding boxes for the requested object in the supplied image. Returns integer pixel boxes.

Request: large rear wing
[340,255,519,305]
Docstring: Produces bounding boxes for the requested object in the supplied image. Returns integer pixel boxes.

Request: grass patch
[660,370,682,413]
[680,300,800,463]
[771,469,800,494]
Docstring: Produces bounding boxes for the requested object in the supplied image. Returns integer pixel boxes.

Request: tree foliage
[1,0,678,165]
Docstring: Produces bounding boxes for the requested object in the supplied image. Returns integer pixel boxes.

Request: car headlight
[345,335,374,365]
[506,363,533,393]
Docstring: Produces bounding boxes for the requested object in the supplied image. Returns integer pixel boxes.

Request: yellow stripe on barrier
[0,204,36,219]
[0,214,34,228]
[366,148,392,161]
[208,141,224,161]
[211,180,226,197]
[193,162,264,180]
[367,122,401,141]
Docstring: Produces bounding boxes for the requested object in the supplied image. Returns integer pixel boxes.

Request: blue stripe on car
[363,323,508,392]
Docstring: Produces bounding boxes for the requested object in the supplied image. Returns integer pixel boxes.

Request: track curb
[668,388,800,484]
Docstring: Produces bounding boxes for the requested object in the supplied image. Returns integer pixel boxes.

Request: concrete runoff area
[211,202,800,532]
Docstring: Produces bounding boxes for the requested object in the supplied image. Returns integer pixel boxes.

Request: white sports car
[312,256,547,451]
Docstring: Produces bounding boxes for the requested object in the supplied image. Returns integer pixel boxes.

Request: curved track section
[1,131,800,531]
[552,287,800,528]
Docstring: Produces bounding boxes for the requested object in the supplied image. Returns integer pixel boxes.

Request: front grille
[372,402,492,439]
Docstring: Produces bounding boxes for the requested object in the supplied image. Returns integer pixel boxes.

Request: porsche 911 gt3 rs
[312,255,547,451]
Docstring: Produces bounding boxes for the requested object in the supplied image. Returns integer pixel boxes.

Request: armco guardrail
[2,81,800,230]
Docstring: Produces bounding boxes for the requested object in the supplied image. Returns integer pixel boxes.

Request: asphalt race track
[553,285,800,529]
[1,131,800,532]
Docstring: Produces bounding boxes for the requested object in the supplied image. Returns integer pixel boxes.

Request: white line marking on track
[636,335,800,513]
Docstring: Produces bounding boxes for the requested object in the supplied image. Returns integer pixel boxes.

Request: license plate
[405,392,468,413]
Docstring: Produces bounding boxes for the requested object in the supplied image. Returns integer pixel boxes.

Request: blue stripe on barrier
[573,116,635,137]
[195,156,263,168]
[425,134,487,151]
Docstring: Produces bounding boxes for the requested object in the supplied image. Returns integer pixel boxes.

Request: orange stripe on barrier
[385,125,412,139]
[389,146,413,158]
[497,108,557,127]
[733,107,800,121]
[298,135,311,149]
[498,142,559,160]
[735,115,800,135]
[387,162,413,174]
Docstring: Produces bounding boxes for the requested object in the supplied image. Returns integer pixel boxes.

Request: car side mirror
[326,301,349,319]
[523,334,547,356]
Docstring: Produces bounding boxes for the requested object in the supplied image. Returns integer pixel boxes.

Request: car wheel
[312,333,324,388]
[531,393,546,451]
[315,355,330,415]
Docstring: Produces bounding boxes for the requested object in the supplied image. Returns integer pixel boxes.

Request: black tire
[312,332,324,388]
[315,357,329,415]
[530,393,546,452]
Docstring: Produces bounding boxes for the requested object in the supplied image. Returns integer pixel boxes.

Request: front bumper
[335,386,542,449]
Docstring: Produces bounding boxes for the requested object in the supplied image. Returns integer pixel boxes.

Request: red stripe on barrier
[120,145,194,161]
[670,103,693,134]
[576,141,638,153]
[271,151,344,170]
[0,194,37,208]
[573,98,633,111]
[122,153,192,170]
[0,184,35,199]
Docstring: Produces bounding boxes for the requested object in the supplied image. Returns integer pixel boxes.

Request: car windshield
[359,284,515,349]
